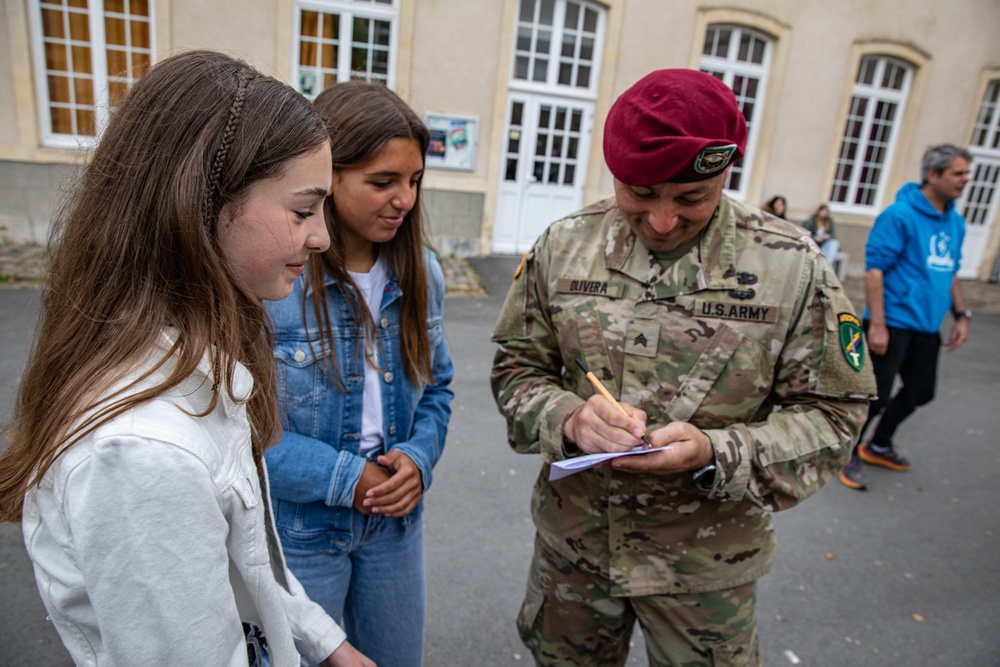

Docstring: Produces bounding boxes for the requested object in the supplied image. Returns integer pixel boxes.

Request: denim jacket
[264,252,454,548]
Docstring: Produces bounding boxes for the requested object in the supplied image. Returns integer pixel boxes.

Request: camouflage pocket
[666,324,763,424]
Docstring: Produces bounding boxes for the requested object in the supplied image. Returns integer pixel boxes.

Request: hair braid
[204,69,251,222]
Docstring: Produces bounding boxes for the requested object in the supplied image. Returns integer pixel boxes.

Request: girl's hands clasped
[353,450,423,517]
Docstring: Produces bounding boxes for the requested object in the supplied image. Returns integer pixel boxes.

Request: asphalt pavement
[1,258,998,666]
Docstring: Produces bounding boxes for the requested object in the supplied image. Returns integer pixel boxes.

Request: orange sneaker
[858,442,911,472]
[838,454,869,491]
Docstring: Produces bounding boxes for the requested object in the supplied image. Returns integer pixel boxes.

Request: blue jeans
[283,512,426,667]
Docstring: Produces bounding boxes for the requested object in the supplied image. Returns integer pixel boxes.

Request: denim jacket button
[388,425,397,435]
[380,318,389,328]
[383,371,394,383]
[293,347,306,362]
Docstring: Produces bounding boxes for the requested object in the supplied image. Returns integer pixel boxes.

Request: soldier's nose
[647,205,681,234]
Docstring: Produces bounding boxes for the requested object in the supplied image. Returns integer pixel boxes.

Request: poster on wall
[425,113,478,171]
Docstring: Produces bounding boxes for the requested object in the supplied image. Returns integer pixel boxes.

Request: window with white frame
[30,0,153,147]
[830,55,912,209]
[294,0,397,99]
[963,79,1000,226]
[511,0,603,94]
[962,78,1000,280]
[699,24,772,197]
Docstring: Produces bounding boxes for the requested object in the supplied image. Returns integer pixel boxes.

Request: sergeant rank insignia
[838,312,865,372]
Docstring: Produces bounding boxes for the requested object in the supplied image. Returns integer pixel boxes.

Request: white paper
[549,446,672,481]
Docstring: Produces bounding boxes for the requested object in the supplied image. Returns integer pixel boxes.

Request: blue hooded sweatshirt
[864,182,965,334]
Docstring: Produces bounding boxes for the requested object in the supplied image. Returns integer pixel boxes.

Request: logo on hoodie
[927,232,955,272]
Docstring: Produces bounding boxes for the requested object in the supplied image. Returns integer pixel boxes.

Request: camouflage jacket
[490,195,875,596]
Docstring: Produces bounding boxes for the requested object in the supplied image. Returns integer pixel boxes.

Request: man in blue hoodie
[839,144,973,491]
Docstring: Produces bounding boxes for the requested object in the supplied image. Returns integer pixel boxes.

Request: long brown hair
[0,50,329,521]
[308,81,433,386]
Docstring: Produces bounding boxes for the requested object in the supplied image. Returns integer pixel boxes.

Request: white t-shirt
[347,256,389,456]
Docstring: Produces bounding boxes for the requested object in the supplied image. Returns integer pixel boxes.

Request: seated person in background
[763,194,787,219]
[804,203,841,267]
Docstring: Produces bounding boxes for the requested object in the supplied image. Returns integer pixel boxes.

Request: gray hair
[921,144,972,182]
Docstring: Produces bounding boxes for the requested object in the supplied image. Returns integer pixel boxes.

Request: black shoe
[838,454,868,491]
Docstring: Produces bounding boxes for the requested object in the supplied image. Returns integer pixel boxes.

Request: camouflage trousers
[517,536,761,667]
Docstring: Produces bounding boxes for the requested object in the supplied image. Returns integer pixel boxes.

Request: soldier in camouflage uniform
[490,69,876,666]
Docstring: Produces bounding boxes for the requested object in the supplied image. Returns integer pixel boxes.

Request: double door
[492,93,593,254]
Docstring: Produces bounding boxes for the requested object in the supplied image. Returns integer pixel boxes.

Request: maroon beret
[603,69,748,186]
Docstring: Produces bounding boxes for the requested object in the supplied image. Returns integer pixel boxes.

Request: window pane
[738,34,750,62]
[71,45,92,73]
[564,2,579,28]
[68,11,90,41]
[106,48,127,76]
[300,40,317,66]
[45,42,69,71]
[515,55,529,79]
[563,163,575,185]
[558,62,572,85]
[105,0,124,13]
[539,0,554,25]
[50,106,73,134]
[322,13,338,39]
[321,42,336,69]
[47,75,71,102]
[130,0,150,17]
[536,29,550,55]
[518,0,534,22]
[76,108,96,136]
[131,52,150,77]
[511,101,523,126]
[532,57,547,82]
[576,64,590,88]
[579,36,593,61]
[583,7,597,32]
[374,20,390,46]
[857,57,876,85]
[354,17,370,42]
[301,11,319,38]
[352,47,369,73]
[42,9,65,39]
[108,80,127,107]
[130,20,150,49]
[517,26,532,52]
[561,33,575,58]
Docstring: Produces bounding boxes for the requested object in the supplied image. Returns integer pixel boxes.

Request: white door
[492,93,593,254]
[958,155,1000,279]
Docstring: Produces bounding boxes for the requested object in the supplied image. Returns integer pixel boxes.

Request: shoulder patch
[838,312,865,372]
[513,253,526,280]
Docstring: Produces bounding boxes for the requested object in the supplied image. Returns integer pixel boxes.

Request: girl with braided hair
[0,50,375,667]
[263,81,455,667]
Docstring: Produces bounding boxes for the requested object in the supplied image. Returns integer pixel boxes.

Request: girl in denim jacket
[265,81,455,667]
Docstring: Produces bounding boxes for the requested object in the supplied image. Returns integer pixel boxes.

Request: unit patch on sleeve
[838,312,865,372]
[695,299,778,323]
[555,277,625,298]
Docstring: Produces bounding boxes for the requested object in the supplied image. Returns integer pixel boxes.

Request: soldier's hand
[609,421,712,474]
[563,395,648,454]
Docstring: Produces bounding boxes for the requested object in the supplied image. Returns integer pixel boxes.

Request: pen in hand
[574,358,654,450]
